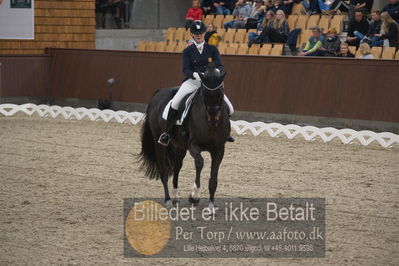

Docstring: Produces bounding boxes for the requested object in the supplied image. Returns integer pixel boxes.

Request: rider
[158,20,235,146]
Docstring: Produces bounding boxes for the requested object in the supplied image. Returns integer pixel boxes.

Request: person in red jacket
[185,0,204,29]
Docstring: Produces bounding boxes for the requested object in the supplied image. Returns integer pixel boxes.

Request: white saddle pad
[162,91,197,125]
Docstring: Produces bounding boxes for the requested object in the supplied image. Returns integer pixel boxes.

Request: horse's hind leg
[188,145,203,205]
[172,148,187,205]
[154,145,172,205]
[208,147,225,212]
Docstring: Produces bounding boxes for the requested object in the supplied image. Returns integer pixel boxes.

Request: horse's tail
[138,114,175,180]
[138,117,162,180]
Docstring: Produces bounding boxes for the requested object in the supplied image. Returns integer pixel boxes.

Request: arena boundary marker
[1,103,398,148]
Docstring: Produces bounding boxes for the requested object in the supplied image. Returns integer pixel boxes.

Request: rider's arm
[182,48,195,79]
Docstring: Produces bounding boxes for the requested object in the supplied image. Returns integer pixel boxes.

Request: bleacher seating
[381,47,396,59]
[134,13,399,61]
[307,15,320,30]
[318,16,330,34]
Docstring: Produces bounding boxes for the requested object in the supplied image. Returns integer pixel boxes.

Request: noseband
[201,81,224,91]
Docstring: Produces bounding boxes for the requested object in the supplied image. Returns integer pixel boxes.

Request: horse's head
[198,63,227,122]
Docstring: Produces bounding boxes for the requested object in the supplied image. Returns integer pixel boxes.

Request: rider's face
[192,33,205,43]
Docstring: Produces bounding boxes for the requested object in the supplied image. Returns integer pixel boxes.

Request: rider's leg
[223,95,234,115]
[223,95,235,142]
[158,79,200,146]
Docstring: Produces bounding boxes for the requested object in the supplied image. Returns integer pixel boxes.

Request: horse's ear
[220,72,227,81]
[199,72,205,82]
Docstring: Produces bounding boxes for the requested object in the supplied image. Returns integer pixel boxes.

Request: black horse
[138,63,230,211]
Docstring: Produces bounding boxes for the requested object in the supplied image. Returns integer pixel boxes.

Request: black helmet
[190,20,206,35]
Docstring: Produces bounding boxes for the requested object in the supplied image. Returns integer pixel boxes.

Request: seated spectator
[358,42,374,58]
[248,10,275,43]
[298,27,324,56]
[202,0,215,15]
[348,0,368,22]
[225,0,237,13]
[346,11,369,47]
[254,9,289,44]
[300,0,330,15]
[213,0,231,15]
[282,0,294,15]
[264,0,273,9]
[185,0,204,29]
[205,24,221,45]
[317,27,341,56]
[382,0,399,25]
[224,0,252,29]
[353,10,381,46]
[246,0,267,29]
[267,0,287,15]
[337,42,356,57]
[376,12,399,48]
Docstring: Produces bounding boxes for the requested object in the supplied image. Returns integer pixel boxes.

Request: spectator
[282,0,294,15]
[246,0,266,29]
[248,10,275,43]
[353,10,382,46]
[255,9,289,44]
[346,11,369,47]
[358,42,374,58]
[298,27,324,56]
[202,0,215,15]
[185,0,204,29]
[224,0,252,29]
[205,24,221,45]
[317,27,341,56]
[300,0,330,15]
[348,0,368,22]
[213,0,231,15]
[96,0,109,29]
[337,42,356,57]
[382,0,399,25]
[376,12,399,48]
[267,0,287,15]
[263,0,273,9]
[225,0,237,13]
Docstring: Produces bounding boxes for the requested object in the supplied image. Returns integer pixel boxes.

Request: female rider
[158,20,234,146]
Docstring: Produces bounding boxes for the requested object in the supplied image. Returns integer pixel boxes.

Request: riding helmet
[190,20,206,35]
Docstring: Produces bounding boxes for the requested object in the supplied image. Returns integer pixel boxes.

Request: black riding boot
[158,108,178,146]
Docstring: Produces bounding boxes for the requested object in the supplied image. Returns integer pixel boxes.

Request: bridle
[200,81,225,123]
[201,81,224,91]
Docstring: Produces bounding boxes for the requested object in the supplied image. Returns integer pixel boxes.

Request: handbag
[246,18,259,29]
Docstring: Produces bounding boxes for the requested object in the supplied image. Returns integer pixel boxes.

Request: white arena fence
[1,103,398,148]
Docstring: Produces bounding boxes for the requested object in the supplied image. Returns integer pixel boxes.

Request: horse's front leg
[208,146,225,213]
[172,148,187,205]
[188,145,203,205]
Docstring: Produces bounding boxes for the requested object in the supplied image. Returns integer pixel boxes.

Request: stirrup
[158,132,170,146]
[227,136,235,142]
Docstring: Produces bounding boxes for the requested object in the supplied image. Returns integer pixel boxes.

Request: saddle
[162,89,197,125]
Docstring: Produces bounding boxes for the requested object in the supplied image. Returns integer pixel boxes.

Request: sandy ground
[0,115,398,266]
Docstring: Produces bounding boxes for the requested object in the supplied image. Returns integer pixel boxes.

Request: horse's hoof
[208,202,216,215]
[188,194,200,205]
[172,199,180,206]
[164,199,173,207]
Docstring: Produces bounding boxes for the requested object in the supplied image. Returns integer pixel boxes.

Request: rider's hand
[193,72,201,81]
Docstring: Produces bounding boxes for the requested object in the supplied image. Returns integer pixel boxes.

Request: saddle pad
[162,91,197,125]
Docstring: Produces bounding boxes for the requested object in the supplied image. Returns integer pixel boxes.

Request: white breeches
[170,79,234,115]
